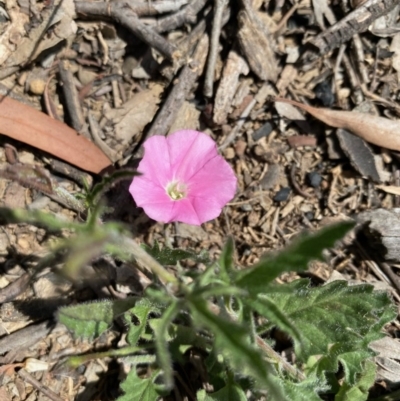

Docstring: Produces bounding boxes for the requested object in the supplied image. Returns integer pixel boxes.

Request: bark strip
[307,0,400,58]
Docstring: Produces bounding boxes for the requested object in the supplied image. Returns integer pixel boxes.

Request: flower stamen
[166,181,187,200]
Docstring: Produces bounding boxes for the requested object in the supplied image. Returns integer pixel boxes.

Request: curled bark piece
[275,97,400,152]
[0,96,111,173]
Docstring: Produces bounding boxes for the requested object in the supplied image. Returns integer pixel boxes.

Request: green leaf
[235,222,354,293]
[124,299,162,346]
[117,368,161,401]
[61,230,111,279]
[0,207,81,231]
[152,301,180,390]
[279,375,328,401]
[259,279,395,383]
[58,298,137,338]
[218,236,235,283]
[335,360,376,401]
[245,296,302,347]
[188,298,286,399]
[197,381,247,401]
[142,241,207,266]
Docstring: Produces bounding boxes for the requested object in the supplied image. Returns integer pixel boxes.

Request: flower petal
[187,155,237,206]
[139,136,172,187]
[167,199,201,225]
[130,130,237,225]
[129,176,169,207]
[189,196,226,223]
[167,130,217,181]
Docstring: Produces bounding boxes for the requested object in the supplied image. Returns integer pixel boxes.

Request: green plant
[1,175,394,400]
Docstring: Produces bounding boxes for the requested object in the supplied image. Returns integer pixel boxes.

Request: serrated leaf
[279,375,328,401]
[58,298,137,338]
[259,279,396,383]
[117,368,161,401]
[188,298,286,399]
[124,298,162,346]
[197,381,247,401]
[235,222,354,293]
[245,296,302,347]
[334,359,376,401]
[143,241,208,266]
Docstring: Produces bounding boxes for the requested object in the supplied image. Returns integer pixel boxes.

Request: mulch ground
[1,0,400,400]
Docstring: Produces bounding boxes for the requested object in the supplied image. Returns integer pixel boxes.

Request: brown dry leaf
[105,83,164,145]
[0,96,111,173]
[275,98,400,152]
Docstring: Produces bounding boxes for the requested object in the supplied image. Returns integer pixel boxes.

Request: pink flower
[129,130,237,225]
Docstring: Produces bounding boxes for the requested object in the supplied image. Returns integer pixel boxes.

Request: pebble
[240,204,252,212]
[273,187,291,202]
[314,81,334,107]
[234,139,247,157]
[307,172,322,188]
[252,122,273,141]
[29,79,46,95]
[223,147,235,159]
[17,236,30,250]
[305,211,315,221]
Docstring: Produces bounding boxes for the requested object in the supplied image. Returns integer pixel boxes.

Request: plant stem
[120,236,179,287]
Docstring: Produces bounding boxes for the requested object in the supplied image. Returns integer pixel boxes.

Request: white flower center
[166,181,187,200]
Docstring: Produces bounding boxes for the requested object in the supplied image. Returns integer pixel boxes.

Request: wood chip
[336,128,381,182]
[237,0,278,81]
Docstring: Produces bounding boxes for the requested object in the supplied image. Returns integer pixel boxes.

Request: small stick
[96,29,109,65]
[219,96,257,150]
[0,273,31,303]
[18,369,64,401]
[352,34,370,84]
[290,164,312,198]
[88,111,119,162]
[76,0,189,17]
[44,158,93,187]
[161,6,229,81]
[0,321,54,355]
[43,74,62,121]
[306,0,400,59]
[273,2,298,35]
[203,0,229,97]
[342,53,364,103]
[155,0,208,33]
[59,61,91,139]
[75,1,180,61]
[145,35,209,140]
